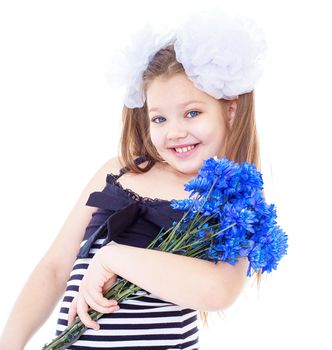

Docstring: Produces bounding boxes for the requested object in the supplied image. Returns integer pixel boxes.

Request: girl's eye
[151,116,166,124]
[151,110,200,124]
[187,110,200,118]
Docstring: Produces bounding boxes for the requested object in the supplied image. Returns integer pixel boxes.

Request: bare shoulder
[100,155,125,176]
[103,155,147,176]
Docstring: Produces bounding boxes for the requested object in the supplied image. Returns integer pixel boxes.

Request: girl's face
[146,73,237,177]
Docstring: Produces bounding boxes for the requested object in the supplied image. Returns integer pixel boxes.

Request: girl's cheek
[150,132,163,145]
[149,134,157,145]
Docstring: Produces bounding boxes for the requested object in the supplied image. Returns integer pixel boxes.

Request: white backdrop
[0,0,331,349]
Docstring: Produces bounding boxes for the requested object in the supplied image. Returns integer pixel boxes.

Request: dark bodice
[77,156,184,258]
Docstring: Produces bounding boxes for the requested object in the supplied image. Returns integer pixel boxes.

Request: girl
[0,9,266,350]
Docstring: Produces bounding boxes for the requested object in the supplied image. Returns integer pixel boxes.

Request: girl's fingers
[102,274,119,303]
[83,288,118,314]
[77,293,100,330]
[103,276,117,292]
[67,296,78,327]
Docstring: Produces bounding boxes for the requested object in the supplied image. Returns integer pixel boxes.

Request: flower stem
[42,278,149,350]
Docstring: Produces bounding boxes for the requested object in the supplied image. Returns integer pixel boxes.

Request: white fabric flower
[105,23,177,108]
[174,8,267,100]
[105,8,267,108]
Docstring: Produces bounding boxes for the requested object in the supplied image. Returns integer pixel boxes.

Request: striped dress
[55,156,201,349]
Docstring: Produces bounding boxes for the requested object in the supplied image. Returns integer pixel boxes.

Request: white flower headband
[105,8,267,109]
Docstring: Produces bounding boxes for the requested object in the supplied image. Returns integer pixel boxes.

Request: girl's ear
[227,97,238,129]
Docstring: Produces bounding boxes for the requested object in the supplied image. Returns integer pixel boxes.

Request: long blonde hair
[115,44,263,328]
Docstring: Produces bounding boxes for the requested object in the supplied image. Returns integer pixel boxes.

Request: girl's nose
[166,119,188,140]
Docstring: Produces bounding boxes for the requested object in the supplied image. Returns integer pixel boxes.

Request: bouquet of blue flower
[43,156,288,349]
[165,156,288,275]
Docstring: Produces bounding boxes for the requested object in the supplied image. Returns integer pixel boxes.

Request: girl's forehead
[146,74,213,107]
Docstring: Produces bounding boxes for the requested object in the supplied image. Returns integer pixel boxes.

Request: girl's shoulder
[104,155,128,176]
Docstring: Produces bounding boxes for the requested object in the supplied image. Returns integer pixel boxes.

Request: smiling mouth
[170,143,199,151]
[170,143,200,156]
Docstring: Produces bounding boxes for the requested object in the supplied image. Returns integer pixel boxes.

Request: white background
[0,0,331,349]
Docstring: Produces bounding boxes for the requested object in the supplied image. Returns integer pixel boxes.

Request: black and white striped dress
[55,156,201,349]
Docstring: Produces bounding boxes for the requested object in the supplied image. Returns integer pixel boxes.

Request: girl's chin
[173,164,201,177]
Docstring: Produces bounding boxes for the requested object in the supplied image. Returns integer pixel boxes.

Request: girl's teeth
[175,145,195,153]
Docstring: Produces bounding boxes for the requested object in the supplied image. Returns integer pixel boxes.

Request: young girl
[0,9,266,350]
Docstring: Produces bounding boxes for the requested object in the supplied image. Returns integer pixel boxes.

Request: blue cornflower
[169,155,288,276]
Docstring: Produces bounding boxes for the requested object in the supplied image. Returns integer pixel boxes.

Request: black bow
[77,190,183,258]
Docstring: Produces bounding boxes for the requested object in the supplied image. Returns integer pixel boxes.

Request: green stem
[42,278,149,350]
[157,195,199,250]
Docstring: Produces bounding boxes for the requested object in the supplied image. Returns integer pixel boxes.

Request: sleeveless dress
[54,156,201,349]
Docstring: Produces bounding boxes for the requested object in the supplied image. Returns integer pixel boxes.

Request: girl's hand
[67,246,120,330]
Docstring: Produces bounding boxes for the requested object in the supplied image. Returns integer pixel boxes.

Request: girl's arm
[0,156,124,350]
[102,243,249,311]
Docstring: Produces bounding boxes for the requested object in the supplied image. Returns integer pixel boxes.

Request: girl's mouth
[170,143,199,158]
